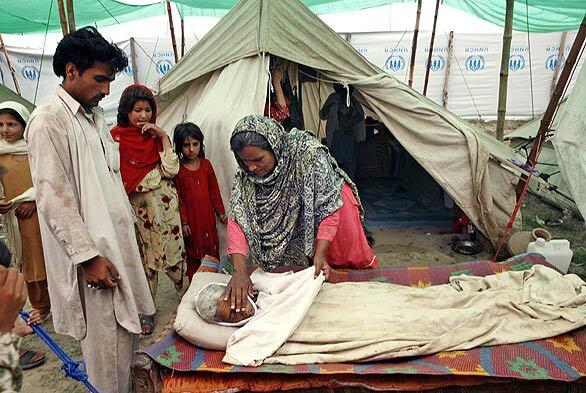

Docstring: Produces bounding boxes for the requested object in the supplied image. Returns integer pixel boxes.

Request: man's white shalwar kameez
[24,86,155,393]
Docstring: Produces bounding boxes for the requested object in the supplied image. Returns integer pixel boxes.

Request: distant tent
[0,84,35,111]
[552,63,586,222]
[505,62,586,221]
[156,0,521,245]
[504,102,578,216]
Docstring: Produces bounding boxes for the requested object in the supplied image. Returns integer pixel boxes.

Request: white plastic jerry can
[527,238,573,274]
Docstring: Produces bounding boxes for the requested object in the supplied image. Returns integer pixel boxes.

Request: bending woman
[225,115,377,311]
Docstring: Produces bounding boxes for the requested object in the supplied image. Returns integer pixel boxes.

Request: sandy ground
[20,227,491,392]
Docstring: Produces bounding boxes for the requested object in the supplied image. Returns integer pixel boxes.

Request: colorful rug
[141,254,586,382]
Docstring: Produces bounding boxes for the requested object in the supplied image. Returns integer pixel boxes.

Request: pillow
[173,272,236,350]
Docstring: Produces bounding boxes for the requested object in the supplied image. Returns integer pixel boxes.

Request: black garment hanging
[319,83,366,181]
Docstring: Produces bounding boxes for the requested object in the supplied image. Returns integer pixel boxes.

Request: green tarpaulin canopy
[444,0,585,33]
[0,0,583,34]
[0,0,408,34]
[0,0,164,34]
[175,0,410,17]
[0,84,35,112]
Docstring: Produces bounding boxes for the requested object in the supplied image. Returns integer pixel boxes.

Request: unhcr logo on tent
[21,66,39,81]
[385,55,405,72]
[427,55,445,72]
[545,54,564,71]
[509,55,525,71]
[465,55,484,72]
[156,59,173,75]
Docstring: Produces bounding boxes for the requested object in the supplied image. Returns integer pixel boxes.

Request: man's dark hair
[173,122,205,159]
[116,86,156,127]
[53,26,128,78]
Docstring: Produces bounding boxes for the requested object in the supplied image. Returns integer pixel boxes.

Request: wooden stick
[442,31,454,108]
[181,17,185,58]
[129,37,139,85]
[0,34,21,95]
[550,32,567,97]
[423,0,441,96]
[515,15,586,199]
[57,0,69,36]
[495,0,514,141]
[408,0,422,88]
[65,0,75,32]
[166,1,179,63]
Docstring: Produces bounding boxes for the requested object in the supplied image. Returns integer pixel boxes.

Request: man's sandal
[19,349,46,370]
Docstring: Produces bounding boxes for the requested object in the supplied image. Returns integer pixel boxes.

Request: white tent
[156,0,521,246]
[552,64,586,222]
[505,63,586,222]
[504,100,580,217]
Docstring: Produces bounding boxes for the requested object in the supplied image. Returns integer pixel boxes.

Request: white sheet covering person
[224,265,586,366]
[24,27,155,393]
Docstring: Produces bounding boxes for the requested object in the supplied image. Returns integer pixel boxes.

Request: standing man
[24,27,155,393]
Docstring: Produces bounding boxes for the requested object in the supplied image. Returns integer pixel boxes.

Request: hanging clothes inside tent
[319,84,366,181]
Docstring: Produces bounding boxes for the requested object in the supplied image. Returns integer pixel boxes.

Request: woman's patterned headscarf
[229,115,361,271]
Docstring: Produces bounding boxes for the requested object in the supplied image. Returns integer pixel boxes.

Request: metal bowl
[452,238,483,255]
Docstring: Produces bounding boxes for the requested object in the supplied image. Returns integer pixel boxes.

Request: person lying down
[185,265,586,367]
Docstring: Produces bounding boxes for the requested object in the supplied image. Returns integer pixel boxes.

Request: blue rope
[19,310,100,393]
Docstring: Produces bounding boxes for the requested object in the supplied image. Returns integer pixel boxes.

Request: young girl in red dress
[173,123,227,280]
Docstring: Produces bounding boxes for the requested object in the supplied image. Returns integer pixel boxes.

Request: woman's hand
[313,239,331,281]
[223,254,252,313]
[313,253,331,281]
[224,271,253,313]
[15,201,36,219]
[219,213,228,225]
[182,224,192,237]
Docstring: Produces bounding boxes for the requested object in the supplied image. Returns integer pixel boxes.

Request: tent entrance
[292,62,456,230]
[354,120,454,229]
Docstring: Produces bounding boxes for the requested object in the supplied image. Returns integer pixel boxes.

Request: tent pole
[166,1,179,63]
[408,0,422,88]
[65,0,76,32]
[423,0,440,96]
[181,17,185,58]
[0,34,21,95]
[515,15,586,199]
[550,32,568,98]
[129,37,139,85]
[495,0,514,141]
[57,0,69,36]
[442,31,454,107]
